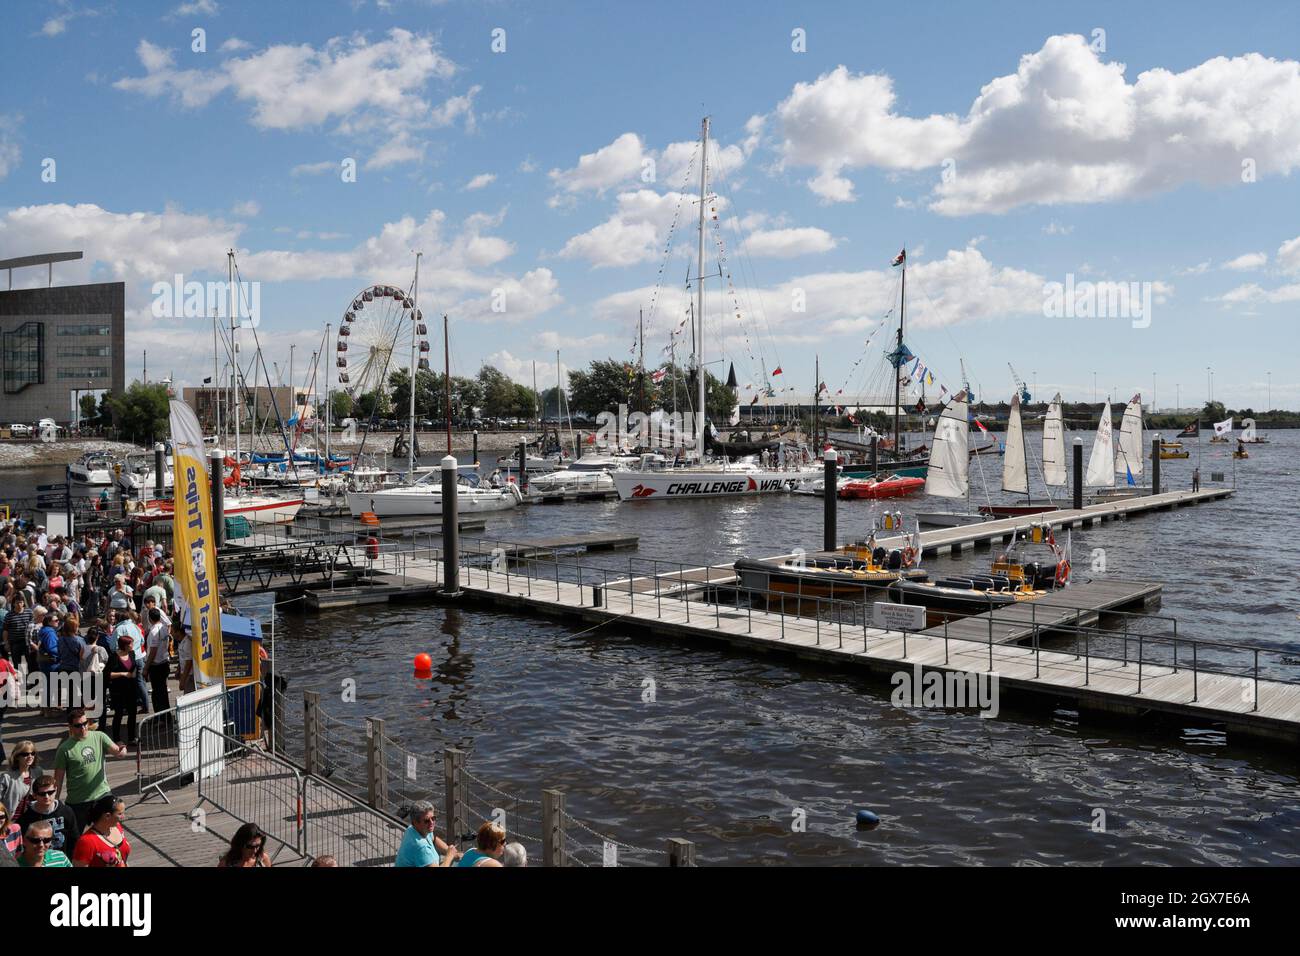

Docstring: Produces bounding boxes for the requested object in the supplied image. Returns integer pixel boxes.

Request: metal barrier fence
[137,682,263,801]
[196,725,303,859]
[277,689,695,866]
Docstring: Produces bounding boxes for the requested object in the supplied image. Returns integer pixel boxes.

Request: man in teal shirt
[17,821,72,867]
[394,801,456,867]
[53,708,128,830]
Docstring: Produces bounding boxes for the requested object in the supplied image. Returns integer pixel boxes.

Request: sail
[1043,393,1067,486]
[1085,401,1115,487]
[924,392,969,499]
[169,399,225,687]
[1116,394,1144,478]
[1002,393,1028,494]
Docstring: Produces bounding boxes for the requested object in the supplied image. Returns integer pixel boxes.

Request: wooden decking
[375,550,1300,747]
[916,578,1165,646]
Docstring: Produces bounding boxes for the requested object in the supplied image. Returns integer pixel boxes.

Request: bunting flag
[1125,464,1136,487]
[891,249,906,267]
[772,366,783,376]
[974,418,989,435]
[750,393,760,405]
[651,368,667,384]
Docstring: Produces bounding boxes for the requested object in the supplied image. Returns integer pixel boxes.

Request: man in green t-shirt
[53,708,128,831]
[17,821,73,867]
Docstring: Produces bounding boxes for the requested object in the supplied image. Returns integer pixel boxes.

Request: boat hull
[346,488,520,517]
[132,495,303,525]
[839,476,925,499]
[612,469,812,501]
[916,511,992,528]
[734,558,927,601]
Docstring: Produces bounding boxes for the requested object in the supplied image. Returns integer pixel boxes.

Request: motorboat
[838,475,925,499]
[346,470,523,518]
[67,451,116,485]
[130,492,303,525]
[117,450,173,494]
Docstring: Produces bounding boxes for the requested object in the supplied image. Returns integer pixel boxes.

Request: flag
[891,249,906,267]
[1125,465,1135,486]
[169,399,224,687]
[974,418,988,435]
[750,393,759,405]
[202,376,212,384]
[772,366,783,376]
[1179,420,1199,437]
[651,368,667,384]
[1213,417,1233,436]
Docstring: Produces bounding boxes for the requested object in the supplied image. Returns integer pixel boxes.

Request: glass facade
[56,366,109,379]
[57,344,112,357]
[2,321,44,394]
[56,323,112,336]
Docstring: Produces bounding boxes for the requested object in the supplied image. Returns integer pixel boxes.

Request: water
[5,430,1298,863]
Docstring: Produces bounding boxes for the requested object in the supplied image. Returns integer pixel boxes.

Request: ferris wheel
[335,283,430,400]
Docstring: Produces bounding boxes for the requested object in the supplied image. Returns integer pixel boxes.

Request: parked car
[9,423,32,437]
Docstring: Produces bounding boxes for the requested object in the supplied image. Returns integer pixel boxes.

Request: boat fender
[901,546,916,568]
[365,535,380,560]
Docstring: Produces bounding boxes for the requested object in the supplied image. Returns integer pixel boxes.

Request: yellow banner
[169,398,224,686]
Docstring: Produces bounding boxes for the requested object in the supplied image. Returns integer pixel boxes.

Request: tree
[568,359,639,417]
[389,368,439,419]
[1202,400,1227,422]
[78,393,98,423]
[330,390,353,422]
[108,382,170,444]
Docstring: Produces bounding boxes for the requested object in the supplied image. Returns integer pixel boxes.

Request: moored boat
[838,474,925,499]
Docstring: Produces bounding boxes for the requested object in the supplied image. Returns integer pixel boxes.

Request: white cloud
[517,157,537,174]
[169,0,220,17]
[220,37,251,53]
[464,173,496,191]
[1222,252,1267,271]
[1177,261,1211,276]
[365,131,425,170]
[290,160,335,177]
[1042,221,1073,236]
[771,35,1300,215]
[231,199,260,217]
[0,114,20,180]
[42,17,69,36]
[548,132,646,196]
[557,189,727,268]
[1215,282,1300,305]
[116,29,459,144]
[1277,236,1300,274]
[743,227,837,258]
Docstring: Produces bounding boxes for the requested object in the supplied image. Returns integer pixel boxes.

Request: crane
[959,358,977,404]
[1008,362,1031,403]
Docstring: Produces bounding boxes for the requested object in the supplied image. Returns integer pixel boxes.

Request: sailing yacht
[613,117,818,502]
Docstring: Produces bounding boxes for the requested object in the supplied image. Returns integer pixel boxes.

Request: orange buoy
[413,653,433,679]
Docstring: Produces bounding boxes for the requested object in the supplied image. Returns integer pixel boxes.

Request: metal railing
[196,725,304,860]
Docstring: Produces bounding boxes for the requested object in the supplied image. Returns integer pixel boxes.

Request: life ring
[1054,560,1071,587]
[902,546,916,567]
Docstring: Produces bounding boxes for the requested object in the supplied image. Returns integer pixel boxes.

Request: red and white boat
[838,475,925,499]
[129,493,304,525]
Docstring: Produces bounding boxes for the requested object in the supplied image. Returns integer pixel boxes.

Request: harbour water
[6,430,1297,864]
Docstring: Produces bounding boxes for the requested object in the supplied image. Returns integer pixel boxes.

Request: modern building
[0,252,125,425]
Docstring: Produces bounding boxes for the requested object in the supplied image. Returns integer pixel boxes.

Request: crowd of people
[0,514,185,868]
[1,513,528,868]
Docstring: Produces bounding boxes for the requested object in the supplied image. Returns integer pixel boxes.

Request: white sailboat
[916,391,989,527]
[1042,393,1067,487]
[613,116,818,502]
[1115,393,1145,486]
[1085,399,1115,488]
[1002,392,1028,499]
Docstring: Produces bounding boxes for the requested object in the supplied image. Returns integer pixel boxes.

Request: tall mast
[324,323,331,465]
[638,307,646,413]
[443,314,452,455]
[229,249,240,479]
[695,116,709,460]
[409,253,421,480]
[532,360,538,424]
[894,253,904,457]
[212,310,221,440]
[814,354,820,448]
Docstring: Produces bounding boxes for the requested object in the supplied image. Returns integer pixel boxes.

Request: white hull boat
[613,466,816,501]
[131,493,304,525]
[68,452,115,485]
[347,479,523,518]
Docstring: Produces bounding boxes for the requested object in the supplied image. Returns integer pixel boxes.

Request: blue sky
[2,0,1298,411]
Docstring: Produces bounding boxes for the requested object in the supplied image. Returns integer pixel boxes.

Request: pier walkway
[352,540,1299,747]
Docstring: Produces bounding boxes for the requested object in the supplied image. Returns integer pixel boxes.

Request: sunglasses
[17,752,35,759]
[71,721,89,728]
[34,789,55,797]
[244,841,265,851]
[29,836,53,845]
